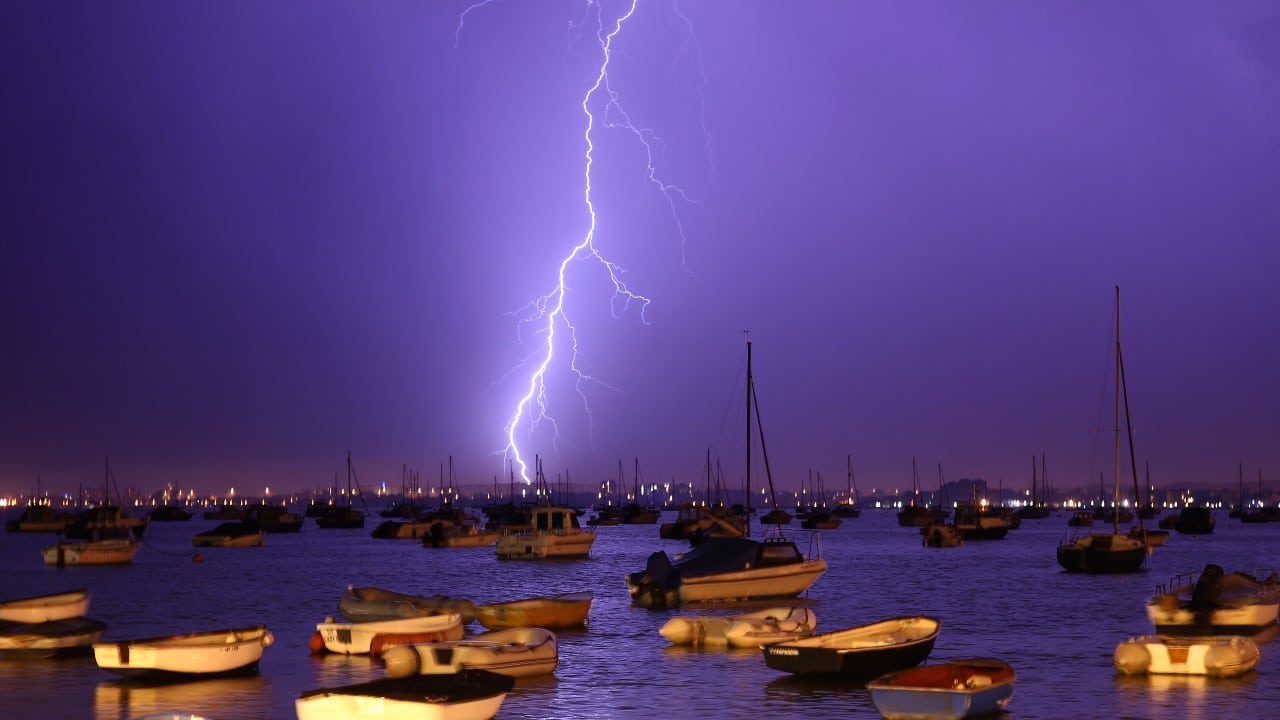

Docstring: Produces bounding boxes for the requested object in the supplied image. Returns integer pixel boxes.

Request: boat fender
[308,631,326,654]
[1112,642,1150,675]
[381,645,423,678]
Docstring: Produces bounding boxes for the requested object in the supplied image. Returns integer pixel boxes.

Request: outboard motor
[1191,563,1225,626]
[628,551,680,609]
[1191,563,1225,609]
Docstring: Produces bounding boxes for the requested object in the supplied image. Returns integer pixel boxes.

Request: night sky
[3,1,1278,501]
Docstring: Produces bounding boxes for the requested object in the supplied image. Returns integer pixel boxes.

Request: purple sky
[3,1,1278,501]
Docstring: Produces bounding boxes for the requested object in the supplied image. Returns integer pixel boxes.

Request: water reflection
[93,675,266,720]
[306,652,382,687]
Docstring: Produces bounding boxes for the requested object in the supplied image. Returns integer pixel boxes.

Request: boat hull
[0,589,90,624]
[495,531,596,559]
[339,587,477,625]
[1146,565,1280,634]
[474,592,592,631]
[867,659,1016,720]
[192,529,265,548]
[93,625,274,678]
[424,527,500,548]
[316,614,463,655]
[0,617,107,657]
[41,539,140,566]
[1114,635,1259,677]
[296,671,514,720]
[661,606,817,648]
[763,616,941,679]
[1056,534,1146,573]
[382,627,558,678]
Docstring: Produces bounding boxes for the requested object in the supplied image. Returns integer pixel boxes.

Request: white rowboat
[93,625,274,678]
[315,613,463,655]
[0,589,90,624]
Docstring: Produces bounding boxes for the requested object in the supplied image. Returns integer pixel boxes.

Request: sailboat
[63,459,149,540]
[799,471,841,530]
[626,340,827,608]
[620,459,659,524]
[832,455,861,518]
[1057,287,1149,573]
[1240,467,1280,523]
[897,457,935,527]
[1015,455,1051,519]
[315,453,366,529]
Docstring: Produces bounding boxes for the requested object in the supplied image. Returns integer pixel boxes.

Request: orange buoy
[309,631,326,654]
[192,553,205,563]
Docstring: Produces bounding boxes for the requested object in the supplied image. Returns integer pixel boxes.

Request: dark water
[2,508,1278,719]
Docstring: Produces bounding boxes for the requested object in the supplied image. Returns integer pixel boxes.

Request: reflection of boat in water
[94,674,266,720]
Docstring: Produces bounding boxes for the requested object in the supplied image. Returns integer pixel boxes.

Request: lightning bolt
[458,0,703,483]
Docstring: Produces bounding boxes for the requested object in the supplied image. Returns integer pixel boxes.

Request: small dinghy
[1114,635,1260,677]
[339,586,477,625]
[0,589,90,624]
[867,658,1016,720]
[474,592,592,631]
[382,627,558,678]
[660,606,817,648]
[315,613,464,656]
[763,616,941,678]
[191,522,265,548]
[0,616,108,657]
[93,625,274,679]
[296,669,515,720]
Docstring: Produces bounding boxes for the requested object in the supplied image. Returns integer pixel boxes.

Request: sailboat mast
[1113,286,1122,534]
[847,454,854,507]
[746,340,752,536]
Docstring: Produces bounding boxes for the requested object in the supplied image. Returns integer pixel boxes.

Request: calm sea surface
[2,507,1278,719]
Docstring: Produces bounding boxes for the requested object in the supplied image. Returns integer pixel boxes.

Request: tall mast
[746,340,752,530]
[1113,285,1121,534]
